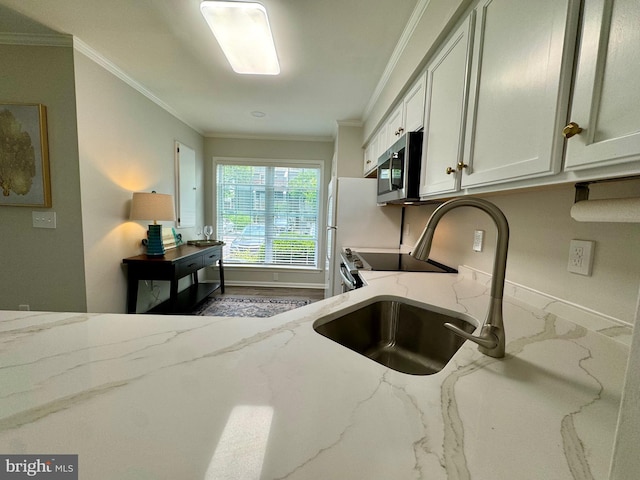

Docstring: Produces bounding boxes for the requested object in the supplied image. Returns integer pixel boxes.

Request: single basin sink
[313,298,476,375]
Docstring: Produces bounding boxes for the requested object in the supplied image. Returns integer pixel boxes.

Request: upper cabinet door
[403,72,426,133]
[461,0,580,188]
[384,104,404,149]
[363,131,380,176]
[420,15,474,197]
[564,0,640,171]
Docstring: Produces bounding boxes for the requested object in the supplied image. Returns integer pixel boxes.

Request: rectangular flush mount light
[200,1,280,75]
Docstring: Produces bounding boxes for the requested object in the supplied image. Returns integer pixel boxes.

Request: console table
[123,244,224,314]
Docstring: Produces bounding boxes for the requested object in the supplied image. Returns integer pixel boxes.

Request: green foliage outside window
[217,163,320,267]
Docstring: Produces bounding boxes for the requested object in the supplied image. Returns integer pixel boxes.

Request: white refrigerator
[324,177,402,297]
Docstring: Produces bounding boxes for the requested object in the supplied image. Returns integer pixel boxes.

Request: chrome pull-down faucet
[411,197,509,358]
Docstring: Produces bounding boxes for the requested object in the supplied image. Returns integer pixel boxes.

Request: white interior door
[175,142,196,228]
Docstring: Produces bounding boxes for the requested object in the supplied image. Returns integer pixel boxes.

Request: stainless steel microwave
[376,131,423,204]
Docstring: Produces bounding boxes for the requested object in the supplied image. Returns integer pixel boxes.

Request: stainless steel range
[338,248,457,292]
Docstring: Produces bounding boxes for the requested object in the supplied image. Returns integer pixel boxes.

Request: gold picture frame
[0,103,51,207]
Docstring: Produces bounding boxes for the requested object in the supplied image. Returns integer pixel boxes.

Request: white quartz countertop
[0,271,629,479]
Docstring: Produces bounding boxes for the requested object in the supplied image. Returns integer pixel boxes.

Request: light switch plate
[567,239,594,276]
[473,230,484,252]
[32,211,56,229]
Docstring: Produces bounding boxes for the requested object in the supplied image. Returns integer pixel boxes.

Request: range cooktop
[350,251,457,274]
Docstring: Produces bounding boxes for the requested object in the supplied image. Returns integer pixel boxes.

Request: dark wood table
[122,244,224,314]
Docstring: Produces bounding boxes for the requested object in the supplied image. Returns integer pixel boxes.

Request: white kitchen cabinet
[383,103,404,149]
[379,74,426,153]
[460,0,580,189]
[403,72,426,134]
[419,15,474,197]
[363,131,380,176]
[563,0,640,172]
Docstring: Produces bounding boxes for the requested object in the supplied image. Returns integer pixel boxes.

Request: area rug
[195,296,311,318]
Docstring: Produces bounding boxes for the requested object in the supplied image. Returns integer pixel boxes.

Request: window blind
[216,163,321,267]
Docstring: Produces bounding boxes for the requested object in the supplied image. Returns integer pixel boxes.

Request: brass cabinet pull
[446,162,467,175]
[562,122,583,138]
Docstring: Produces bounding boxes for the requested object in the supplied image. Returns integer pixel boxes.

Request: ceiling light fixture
[200,1,280,75]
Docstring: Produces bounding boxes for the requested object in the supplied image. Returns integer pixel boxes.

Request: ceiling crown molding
[205,132,333,143]
[72,37,203,135]
[363,0,431,120]
[0,32,72,47]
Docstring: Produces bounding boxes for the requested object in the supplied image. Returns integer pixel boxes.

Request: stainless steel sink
[313,298,476,375]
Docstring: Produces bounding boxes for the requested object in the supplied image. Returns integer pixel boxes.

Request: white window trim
[213,157,326,271]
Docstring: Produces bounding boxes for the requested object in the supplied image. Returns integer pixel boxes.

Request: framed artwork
[161,226,180,250]
[0,103,51,207]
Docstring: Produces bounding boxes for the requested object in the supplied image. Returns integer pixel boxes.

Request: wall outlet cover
[567,239,595,276]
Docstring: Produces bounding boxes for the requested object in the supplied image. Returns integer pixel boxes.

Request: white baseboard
[224,280,325,290]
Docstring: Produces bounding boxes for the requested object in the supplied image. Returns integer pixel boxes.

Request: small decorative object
[204,225,214,241]
[161,226,182,250]
[0,103,51,207]
[130,191,176,256]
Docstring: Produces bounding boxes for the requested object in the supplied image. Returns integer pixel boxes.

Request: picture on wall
[0,103,51,207]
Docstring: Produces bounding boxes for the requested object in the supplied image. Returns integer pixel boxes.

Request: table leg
[219,258,225,293]
[127,277,139,314]
[169,278,179,312]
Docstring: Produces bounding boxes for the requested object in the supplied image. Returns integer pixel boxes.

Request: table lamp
[130,191,176,256]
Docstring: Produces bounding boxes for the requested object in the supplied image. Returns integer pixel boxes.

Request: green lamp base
[145,224,165,256]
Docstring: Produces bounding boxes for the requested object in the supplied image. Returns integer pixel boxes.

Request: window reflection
[205,405,274,480]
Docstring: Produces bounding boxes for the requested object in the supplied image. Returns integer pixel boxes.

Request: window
[216,161,321,267]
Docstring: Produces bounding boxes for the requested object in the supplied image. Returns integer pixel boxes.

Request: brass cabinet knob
[457,162,468,170]
[562,122,583,138]
[446,166,456,175]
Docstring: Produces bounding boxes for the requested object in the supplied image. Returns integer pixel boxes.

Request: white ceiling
[0,0,419,139]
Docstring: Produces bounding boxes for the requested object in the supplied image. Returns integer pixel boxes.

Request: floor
[217,286,325,302]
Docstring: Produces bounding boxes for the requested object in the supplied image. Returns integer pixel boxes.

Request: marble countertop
[0,270,629,479]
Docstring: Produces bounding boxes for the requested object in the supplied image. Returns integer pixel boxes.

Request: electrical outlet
[567,239,595,276]
[473,230,484,252]
[19,304,30,311]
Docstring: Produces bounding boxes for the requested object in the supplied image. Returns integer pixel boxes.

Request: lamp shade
[130,191,176,223]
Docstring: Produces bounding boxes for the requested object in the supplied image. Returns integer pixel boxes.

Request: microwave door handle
[387,155,394,192]
[391,152,400,190]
